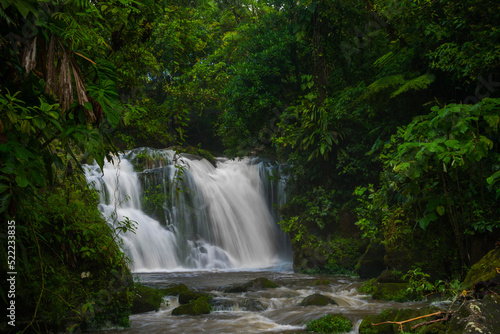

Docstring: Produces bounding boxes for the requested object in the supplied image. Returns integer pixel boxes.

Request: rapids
[103,269,428,333]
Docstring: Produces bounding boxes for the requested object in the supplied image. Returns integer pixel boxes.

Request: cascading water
[84,148,291,272]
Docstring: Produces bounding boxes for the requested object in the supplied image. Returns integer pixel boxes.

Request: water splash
[84,148,291,271]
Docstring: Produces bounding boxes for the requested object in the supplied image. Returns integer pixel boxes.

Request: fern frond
[366,74,405,95]
[391,73,436,98]
[374,51,396,68]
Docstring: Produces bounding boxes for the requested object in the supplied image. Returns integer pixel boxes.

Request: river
[102,266,429,333]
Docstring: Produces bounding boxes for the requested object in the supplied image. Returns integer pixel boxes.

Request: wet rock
[462,247,500,289]
[222,277,278,293]
[377,269,403,283]
[314,279,331,286]
[359,279,418,302]
[210,298,236,311]
[359,306,447,334]
[355,242,386,279]
[178,291,211,305]
[250,277,278,289]
[371,283,417,301]
[239,298,267,312]
[160,283,190,296]
[222,283,249,293]
[131,284,164,314]
[299,294,338,307]
[447,295,500,334]
[171,297,211,316]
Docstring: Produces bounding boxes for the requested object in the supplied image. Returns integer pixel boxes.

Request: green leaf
[15,175,29,188]
[14,146,32,160]
[14,0,37,18]
[487,171,500,185]
[436,206,445,216]
[0,183,9,194]
[418,216,430,229]
[33,117,46,129]
[0,193,11,213]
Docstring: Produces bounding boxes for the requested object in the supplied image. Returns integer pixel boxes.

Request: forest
[1,0,499,333]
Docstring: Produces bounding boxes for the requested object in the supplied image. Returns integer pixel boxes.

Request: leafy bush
[306,314,352,333]
[4,177,135,332]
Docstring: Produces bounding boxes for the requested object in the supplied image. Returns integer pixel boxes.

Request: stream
[104,266,428,333]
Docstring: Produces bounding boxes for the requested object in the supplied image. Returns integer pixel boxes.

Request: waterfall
[84,148,291,272]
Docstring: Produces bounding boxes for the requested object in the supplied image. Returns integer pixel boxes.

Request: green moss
[250,277,278,289]
[178,291,211,305]
[161,283,190,296]
[314,279,331,285]
[306,314,352,333]
[171,297,211,316]
[223,277,278,292]
[358,278,378,294]
[131,283,164,314]
[372,282,417,302]
[463,247,500,288]
[359,279,418,302]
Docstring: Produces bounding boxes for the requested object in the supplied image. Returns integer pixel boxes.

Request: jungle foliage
[1,0,500,330]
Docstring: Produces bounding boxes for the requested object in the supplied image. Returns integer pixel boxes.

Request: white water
[84,148,291,272]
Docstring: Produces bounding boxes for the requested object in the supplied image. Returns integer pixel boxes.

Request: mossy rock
[371,282,417,302]
[178,291,211,305]
[161,283,190,296]
[250,277,278,289]
[462,247,500,289]
[306,313,352,333]
[222,277,278,293]
[131,284,164,314]
[359,279,417,302]
[359,306,446,334]
[239,298,267,312]
[171,297,211,316]
[377,269,403,283]
[300,293,338,306]
[222,283,249,293]
[447,295,500,334]
[314,279,331,285]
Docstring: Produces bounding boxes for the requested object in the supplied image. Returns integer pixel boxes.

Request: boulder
[210,298,236,311]
[222,277,278,293]
[171,297,211,316]
[239,299,267,312]
[447,295,500,334]
[377,269,403,283]
[131,284,164,314]
[462,247,500,289]
[299,294,338,307]
[250,277,278,289]
[359,278,418,302]
[178,291,210,305]
[161,283,190,296]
